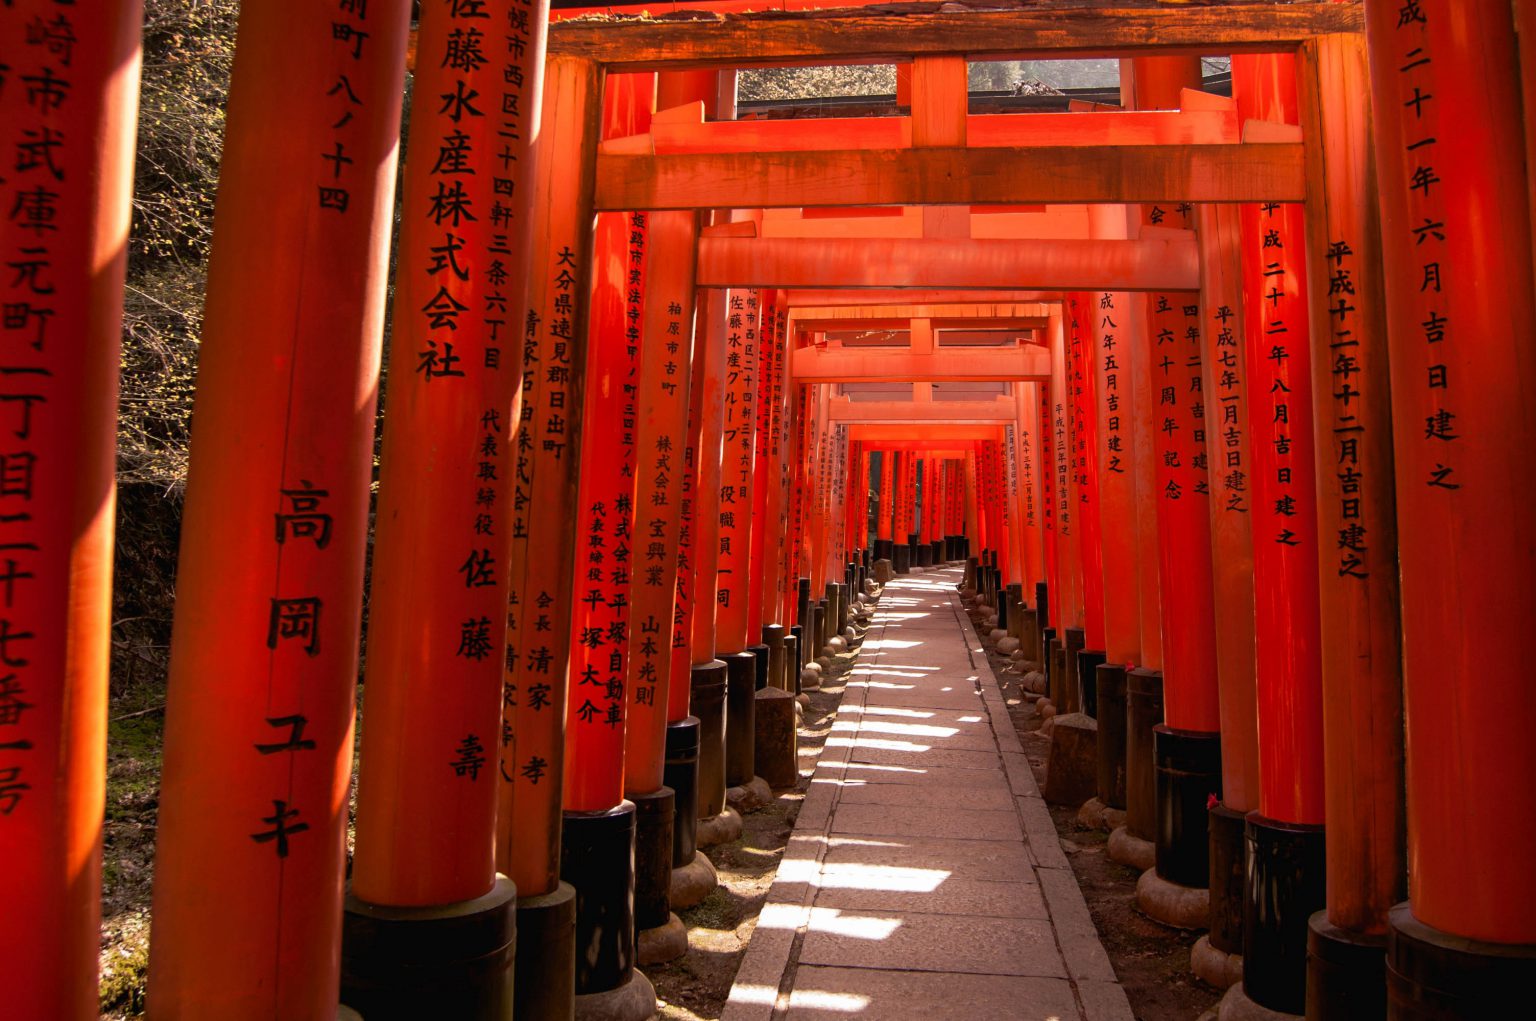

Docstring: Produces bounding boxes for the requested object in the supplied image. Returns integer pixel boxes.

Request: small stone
[1023,670,1048,695]
[1135,867,1211,930]
[1107,825,1157,871]
[636,913,688,966]
[997,636,1020,654]
[695,806,743,848]
[669,851,718,909]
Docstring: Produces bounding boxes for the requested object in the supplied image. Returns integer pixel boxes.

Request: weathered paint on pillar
[1233,54,1326,827]
[353,0,540,907]
[1296,33,1406,935]
[1067,294,1106,652]
[493,51,597,897]
[1,4,139,1017]
[629,211,699,762]
[747,291,778,637]
[1366,0,1536,942]
[688,290,728,663]
[1147,282,1220,732]
[1196,203,1261,813]
[668,309,706,719]
[716,290,759,653]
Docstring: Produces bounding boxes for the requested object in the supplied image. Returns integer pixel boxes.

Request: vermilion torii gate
[13,2,1536,1021]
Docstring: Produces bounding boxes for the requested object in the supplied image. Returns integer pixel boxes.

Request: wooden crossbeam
[595,143,1306,211]
[549,3,1364,73]
[698,236,1199,291]
[829,399,1019,423]
[793,343,1051,382]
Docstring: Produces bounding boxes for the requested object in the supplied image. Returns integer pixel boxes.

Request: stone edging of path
[721,574,1134,1021]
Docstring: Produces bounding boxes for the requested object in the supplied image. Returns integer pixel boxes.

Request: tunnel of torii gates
[5,0,1536,1019]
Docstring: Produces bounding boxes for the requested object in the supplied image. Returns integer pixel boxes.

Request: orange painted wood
[1014,386,1044,587]
[688,289,729,663]
[563,205,644,812]
[760,299,794,624]
[563,74,655,814]
[1195,203,1260,813]
[547,4,1365,74]
[793,345,1051,384]
[491,52,598,897]
[747,291,778,637]
[1233,54,1325,827]
[714,290,760,653]
[1,4,139,1017]
[595,144,1307,212]
[1296,32,1405,936]
[351,0,545,908]
[697,236,1201,291]
[632,110,1240,155]
[1067,295,1106,651]
[1040,330,1061,630]
[1365,0,1536,943]
[1129,295,1164,671]
[669,298,708,718]
[910,56,968,148]
[1147,286,1221,732]
[628,211,701,766]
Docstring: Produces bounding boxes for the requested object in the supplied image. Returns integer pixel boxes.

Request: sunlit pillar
[1067,293,1106,715]
[343,7,555,1017]
[1,5,139,1018]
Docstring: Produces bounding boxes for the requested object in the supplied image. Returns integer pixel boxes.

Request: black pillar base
[763,625,787,692]
[1125,668,1164,842]
[689,660,728,818]
[1385,902,1536,1020]
[996,585,1010,630]
[631,787,674,935]
[1153,726,1220,889]
[1095,663,1128,809]
[931,539,945,564]
[561,803,637,997]
[893,544,911,574]
[1243,813,1326,1016]
[873,538,894,562]
[1077,650,1106,719]
[1033,581,1050,632]
[916,543,933,567]
[1062,627,1085,713]
[1307,912,1386,1021]
[1208,801,1247,957]
[514,882,576,1021]
[748,643,769,692]
[789,624,805,673]
[341,876,517,1020]
[663,718,700,868]
[1041,627,1057,697]
[722,652,757,788]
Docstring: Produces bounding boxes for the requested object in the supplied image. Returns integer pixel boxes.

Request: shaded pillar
[1296,33,1406,1021]
[1234,52,1327,1017]
[1195,197,1261,973]
[1365,2,1536,1015]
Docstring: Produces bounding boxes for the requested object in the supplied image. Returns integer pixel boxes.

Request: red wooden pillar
[1038,380,1059,634]
[1,5,139,1018]
[1193,199,1263,975]
[1014,386,1044,588]
[688,288,731,820]
[1068,294,1106,673]
[747,291,778,643]
[1232,52,1327,1015]
[1365,3,1536,1011]
[345,5,559,1014]
[1292,30,1409,1016]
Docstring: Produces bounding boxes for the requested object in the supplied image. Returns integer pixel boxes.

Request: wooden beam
[698,236,1199,291]
[596,144,1306,210]
[848,426,1006,444]
[829,399,1019,423]
[549,3,1365,73]
[609,110,1241,156]
[793,343,1051,382]
[785,289,1054,307]
[791,302,1055,322]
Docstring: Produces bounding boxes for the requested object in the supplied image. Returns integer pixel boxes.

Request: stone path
[723,566,1134,1021]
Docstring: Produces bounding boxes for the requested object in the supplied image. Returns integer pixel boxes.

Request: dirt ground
[978,622,1223,1021]
[650,653,852,1020]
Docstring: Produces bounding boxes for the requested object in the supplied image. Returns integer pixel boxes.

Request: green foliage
[121,0,238,492]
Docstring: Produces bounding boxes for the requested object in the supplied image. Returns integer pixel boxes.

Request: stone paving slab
[835,779,1015,811]
[722,568,1133,1021]
[812,875,1050,919]
[829,802,1024,842]
[798,909,1068,977]
[785,966,1082,1021]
